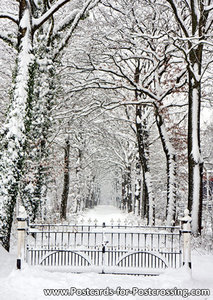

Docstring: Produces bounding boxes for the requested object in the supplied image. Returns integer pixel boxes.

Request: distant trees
[64,0,213,232]
[71,0,213,232]
[70,0,187,224]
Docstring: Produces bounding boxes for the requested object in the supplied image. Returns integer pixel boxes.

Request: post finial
[18,205,27,219]
[184,208,189,216]
[179,208,192,223]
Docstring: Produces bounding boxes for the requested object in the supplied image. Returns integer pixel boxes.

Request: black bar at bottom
[183,261,192,269]
[17,259,21,270]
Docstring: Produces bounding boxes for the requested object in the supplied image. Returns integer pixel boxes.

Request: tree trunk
[188,67,203,235]
[126,165,132,213]
[121,173,127,211]
[155,109,177,226]
[121,167,132,212]
[165,0,210,235]
[187,18,204,234]
[134,158,142,216]
[60,138,70,220]
[135,104,154,224]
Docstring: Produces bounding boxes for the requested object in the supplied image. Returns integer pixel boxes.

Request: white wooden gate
[23,220,183,275]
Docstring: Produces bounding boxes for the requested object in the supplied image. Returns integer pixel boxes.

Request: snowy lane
[76,205,142,224]
[80,205,124,222]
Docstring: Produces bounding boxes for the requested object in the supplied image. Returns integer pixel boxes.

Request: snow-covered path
[77,205,140,224]
[0,205,213,300]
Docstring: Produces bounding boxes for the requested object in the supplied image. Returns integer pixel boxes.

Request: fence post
[180,209,192,270]
[17,206,28,270]
[102,222,109,274]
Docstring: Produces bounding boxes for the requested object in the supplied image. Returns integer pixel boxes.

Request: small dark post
[102,222,107,273]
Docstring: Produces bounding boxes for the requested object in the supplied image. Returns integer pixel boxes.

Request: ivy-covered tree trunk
[21,32,60,222]
[0,0,99,251]
[0,0,34,251]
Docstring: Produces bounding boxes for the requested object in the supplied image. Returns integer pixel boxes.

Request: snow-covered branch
[0,13,18,25]
[204,4,213,12]
[53,9,79,35]
[32,0,71,30]
[165,0,189,37]
[54,0,100,57]
[99,99,155,110]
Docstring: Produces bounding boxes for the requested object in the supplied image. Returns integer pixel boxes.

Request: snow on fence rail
[16,210,192,275]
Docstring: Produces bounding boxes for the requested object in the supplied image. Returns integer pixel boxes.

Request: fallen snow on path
[0,254,213,300]
[74,205,143,225]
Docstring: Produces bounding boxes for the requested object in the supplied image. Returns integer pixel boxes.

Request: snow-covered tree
[163,0,213,234]
[0,0,100,251]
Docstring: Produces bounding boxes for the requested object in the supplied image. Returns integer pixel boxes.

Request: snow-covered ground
[0,205,213,300]
[76,205,143,224]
